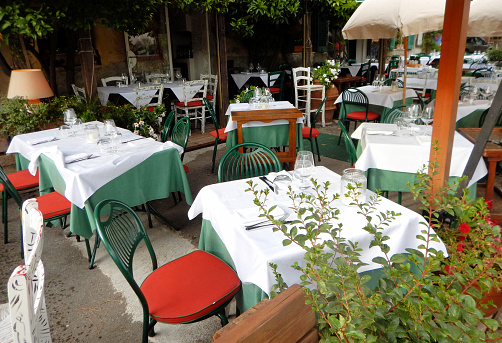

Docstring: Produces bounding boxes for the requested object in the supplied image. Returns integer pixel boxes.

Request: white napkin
[27,136,56,145]
[27,146,59,175]
[162,141,184,156]
[235,206,285,226]
[64,153,91,164]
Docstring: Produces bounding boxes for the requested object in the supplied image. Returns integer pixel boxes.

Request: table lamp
[7,69,54,103]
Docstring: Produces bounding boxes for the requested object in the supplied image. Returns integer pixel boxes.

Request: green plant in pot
[487,49,502,66]
[247,146,502,342]
[310,59,341,90]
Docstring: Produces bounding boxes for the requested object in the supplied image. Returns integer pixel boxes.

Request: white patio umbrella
[467,0,502,37]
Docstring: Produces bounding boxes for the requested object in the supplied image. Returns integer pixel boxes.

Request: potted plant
[247,146,502,342]
[487,48,502,67]
[310,59,341,123]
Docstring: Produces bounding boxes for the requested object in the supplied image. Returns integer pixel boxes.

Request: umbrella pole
[402,37,408,105]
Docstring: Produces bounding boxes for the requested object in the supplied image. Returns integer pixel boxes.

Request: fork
[32,137,59,145]
[245,213,289,230]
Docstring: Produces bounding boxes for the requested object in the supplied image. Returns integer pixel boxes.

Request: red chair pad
[0,170,39,192]
[141,250,241,324]
[206,95,213,100]
[302,127,319,138]
[174,100,203,107]
[270,87,280,93]
[347,111,379,121]
[210,128,228,140]
[183,165,189,173]
[36,192,71,219]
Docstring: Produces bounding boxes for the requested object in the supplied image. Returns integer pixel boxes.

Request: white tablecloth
[351,123,487,188]
[456,100,491,122]
[188,166,447,296]
[231,72,269,90]
[224,101,301,133]
[334,85,416,109]
[7,122,182,208]
[97,81,203,106]
[398,77,438,90]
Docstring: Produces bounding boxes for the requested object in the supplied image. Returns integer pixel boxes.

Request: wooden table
[459,127,502,207]
[231,108,303,169]
[333,76,361,93]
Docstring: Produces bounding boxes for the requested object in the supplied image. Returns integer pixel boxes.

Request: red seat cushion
[183,165,189,173]
[210,128,228,140]
[206,95,213,100]
[347,111,379,121]
[141,250,241,324]
[0,170,39,192]
[174,100,203,107]
[302,127,319,138]
[270,87,280,93]
[36,192,71,219]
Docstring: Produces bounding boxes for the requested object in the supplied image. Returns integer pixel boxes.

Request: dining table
[231,72,269,90]
[6,122,192,250]
[224,101,304,152]
[455,99,492,129]
[188,166,447,312]
[351,122,488,196]
[97,81,204,107]
[334,85,415,122]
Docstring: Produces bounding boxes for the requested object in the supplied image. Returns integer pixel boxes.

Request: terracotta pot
[311,82,339,124]
[477,286,502,317]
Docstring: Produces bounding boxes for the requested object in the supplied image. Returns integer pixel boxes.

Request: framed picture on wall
[125,32,162,60]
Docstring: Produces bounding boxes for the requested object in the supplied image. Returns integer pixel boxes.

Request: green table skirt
[455,108,486,129]
[226,123,304,151]
[18,148,192,239]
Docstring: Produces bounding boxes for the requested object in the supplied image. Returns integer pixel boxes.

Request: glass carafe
[340,169,367,206]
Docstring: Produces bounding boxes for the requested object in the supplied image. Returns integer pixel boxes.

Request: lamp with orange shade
[7,69,54,104]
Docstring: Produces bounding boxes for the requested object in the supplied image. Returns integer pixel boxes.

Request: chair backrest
[203,98,220,132]
[145,73,167,83]
[310,97,327,129]
[357,62,371,81]
[340,88,369,120]
[94,199,157,339]
[414,90,426,109]
[479,108,502,128]
[71,84,86,100]
[268,71,285,101]
[241,89,254,103]
[101,76,128,87]
[338,121,357,167]
[180,80,208,106]
[135,84,164,108]
[292,67,311,87]
[218,142,282,183]
[460,84,474,96]
[7,199,51,343]
[0,165,23,208]
[383,105,406,124]
[200,74,218,102]
[171,117,190,161]
[161,110,176,143]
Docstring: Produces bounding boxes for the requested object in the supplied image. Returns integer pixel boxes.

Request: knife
[259,176,274,191]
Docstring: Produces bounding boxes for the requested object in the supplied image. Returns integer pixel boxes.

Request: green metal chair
[382,105,406,124]
[414,90,426,110]
[338,121,357,167]
[338,87,380,144]
[171,117,190,162]
[203,98,227,173]
[478,108,502,128]
[268,71,285,101]
[0,165,71,254]
[302,97,327,162]
[218,142,281,183]
[94,199,241,343]
[160,110,176,143]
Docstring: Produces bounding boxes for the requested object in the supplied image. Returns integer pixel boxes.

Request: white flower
[133,122,139,128]
[139,120,145,125]
[149,127,155,134]
[134,130,139,134]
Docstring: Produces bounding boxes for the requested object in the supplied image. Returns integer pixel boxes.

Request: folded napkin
[235,206,285,226]
[64,153,91,164]
[162,141,184,156]
[28,136,56,145]
[27,146,60,175]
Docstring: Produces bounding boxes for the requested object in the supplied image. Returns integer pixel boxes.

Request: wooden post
[78,29,97,100]
[216,13,229,124]
[429,0,470,192]
[302,12,312,67]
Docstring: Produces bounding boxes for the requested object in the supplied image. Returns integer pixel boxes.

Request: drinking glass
[63,108,77,127]
[121,73,127,84]
[421,107,434,135]
[175,70,182,81]
[111,132,122,153]
[294,151,315,191]
[103,119,117,136]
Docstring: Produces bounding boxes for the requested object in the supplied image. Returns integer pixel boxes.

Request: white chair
[0,199,51,343]
[71,84,86,101]
[101,76,128,87]
[200,74,218,112]
[292,67,325,127]
[174,80,208,133]
[135,84,164,109]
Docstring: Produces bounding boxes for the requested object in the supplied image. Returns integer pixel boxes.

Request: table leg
[486,159,497,202]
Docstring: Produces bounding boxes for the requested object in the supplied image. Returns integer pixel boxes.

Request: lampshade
[7,69,54,100]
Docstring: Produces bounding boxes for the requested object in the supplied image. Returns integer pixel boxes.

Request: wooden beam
[216,13,229,123]
[429,0,470,192]
[78,29,97,100]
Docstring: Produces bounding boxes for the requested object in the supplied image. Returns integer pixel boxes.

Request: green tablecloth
[17,148,192,239]
[455,108,486,129]
[226,124,304,151]
[339,98,413,124]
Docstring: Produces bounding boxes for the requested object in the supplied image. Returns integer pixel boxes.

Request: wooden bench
[213,284,318,343]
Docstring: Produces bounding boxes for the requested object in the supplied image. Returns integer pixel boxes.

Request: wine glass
[294,151,315,191]
[63,108,77,128]
[421,107,434,135]
[175,70,182,82]
[121,73,127,84]
[165,70,171,82]
[103,119,117,136]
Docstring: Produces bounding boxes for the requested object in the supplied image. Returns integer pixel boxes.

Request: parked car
[465,37,489,53]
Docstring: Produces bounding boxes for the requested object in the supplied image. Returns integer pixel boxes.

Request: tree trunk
[78,29,96,100]
[216,13,229,124]
[0,52,12,77]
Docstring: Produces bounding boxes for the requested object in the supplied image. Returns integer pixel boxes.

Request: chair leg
[88,234,101,269]
[398,192,402,205]
[211,139,218,173]
[3,195,8,244]
[145,203,153,228]
[314,137,321,162]
[217,308,229,327]
[148,319,157,338]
